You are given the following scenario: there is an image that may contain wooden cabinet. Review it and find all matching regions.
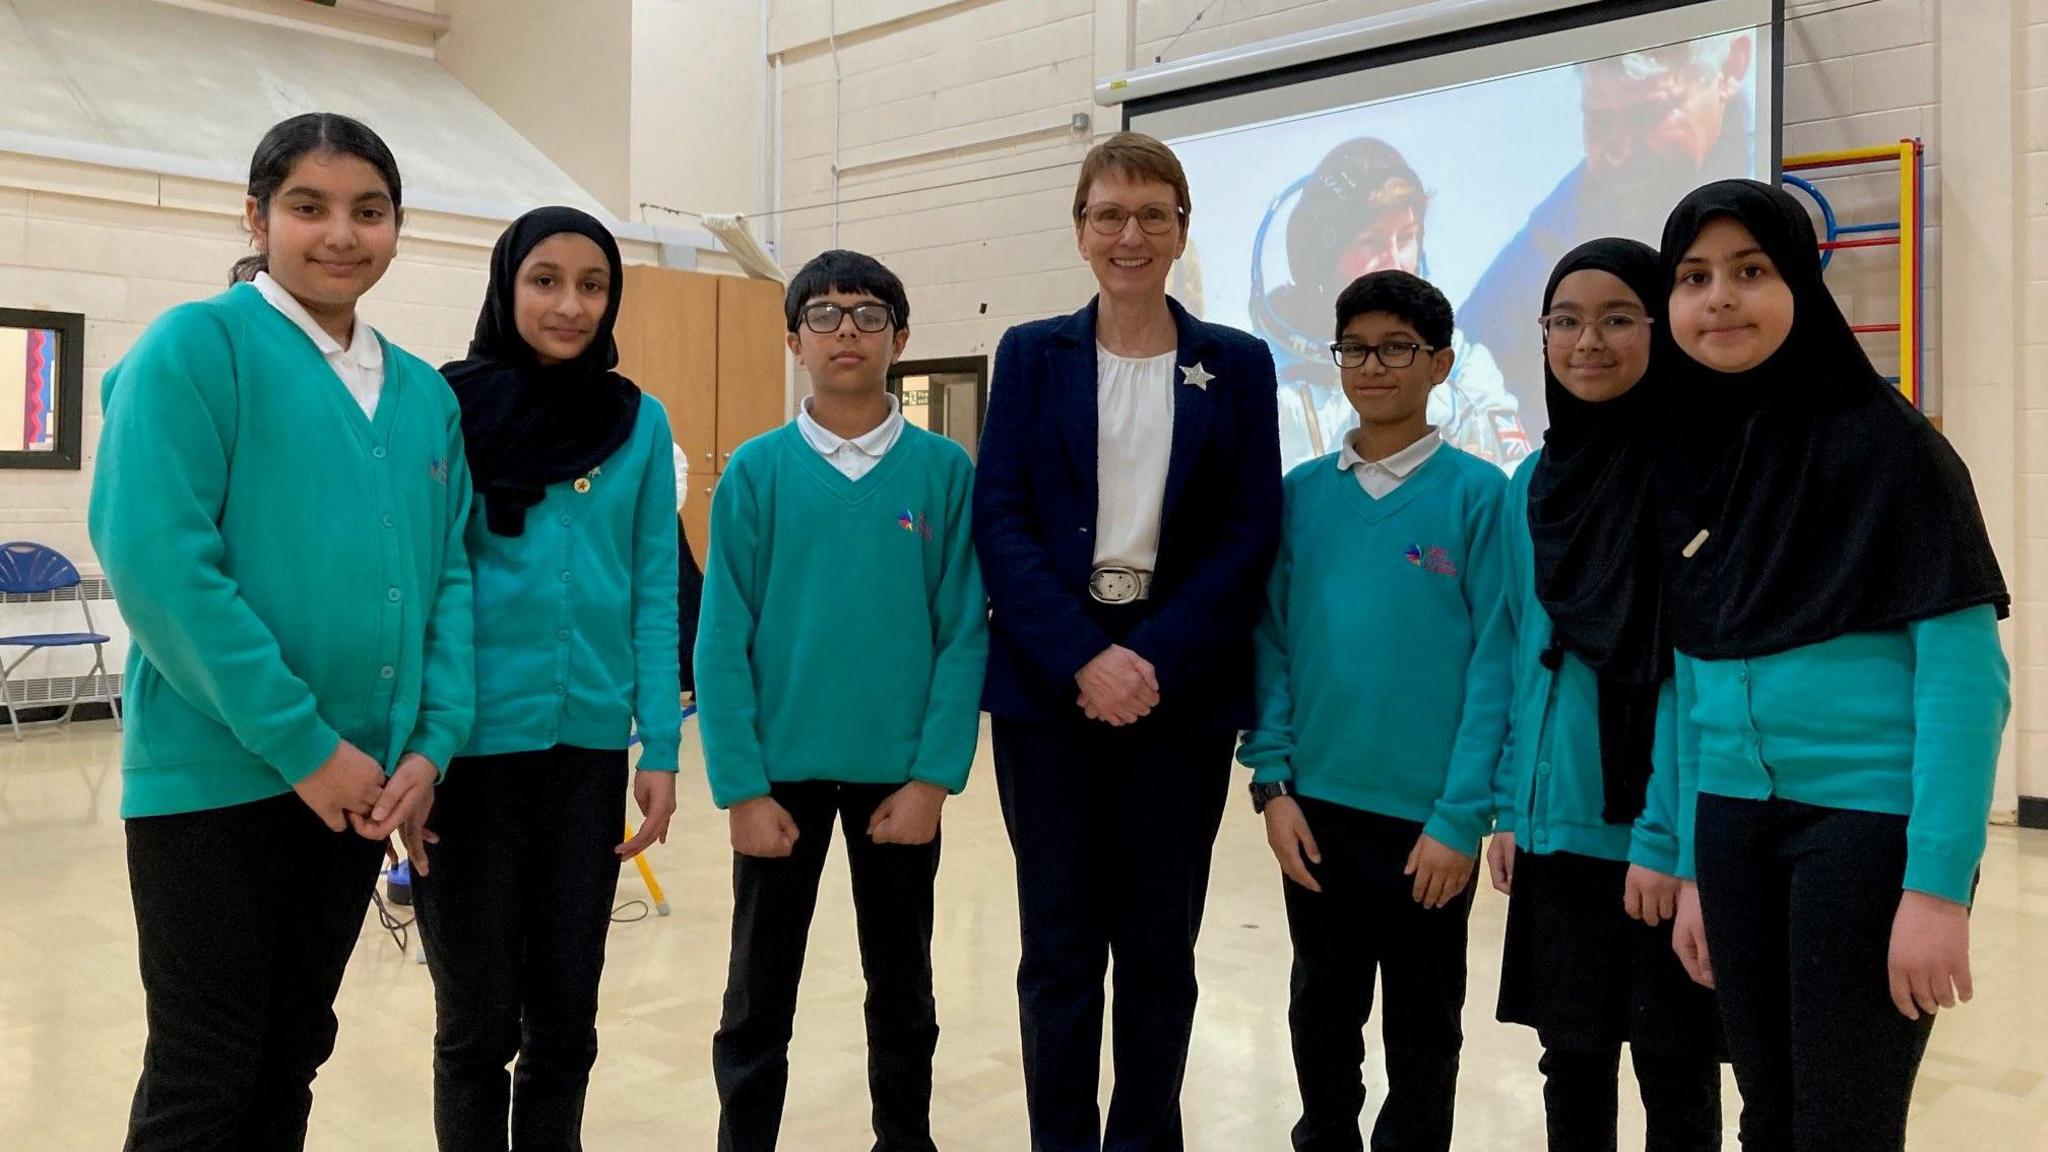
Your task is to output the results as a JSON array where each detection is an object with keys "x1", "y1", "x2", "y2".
[
  {"x1": 616, "y1": 265, "x2": 719, "y2": 471},
  {"x1": 613, "y1": 266, "x2": 787, "y2": 568},
  {"x1": 714, "y1": 275, "x2": 789, "y2": 472}
]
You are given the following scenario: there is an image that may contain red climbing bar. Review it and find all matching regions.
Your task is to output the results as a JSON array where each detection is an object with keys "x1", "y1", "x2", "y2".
[{"x1": 1816, "y1": 236, "x2": 1900, "y2": 252}]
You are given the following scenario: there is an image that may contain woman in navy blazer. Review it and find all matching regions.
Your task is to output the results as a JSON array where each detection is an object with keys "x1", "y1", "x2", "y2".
[{"x1": 974, "y1": 132, "x2": 1281, "y2": 1152}]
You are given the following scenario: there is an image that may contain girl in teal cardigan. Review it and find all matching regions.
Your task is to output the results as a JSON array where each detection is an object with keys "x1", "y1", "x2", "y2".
[
  {"x1": 89, "y1": 114, "x2": 473, "y2": 1151},
  {"x1": 1488, "y1": 238, "x2": 1726, "y2": 1150},
  {"x1": 1658, "y1": 181, "x2": 2010, "y2": 1150},
  {"x1": 416, "y1": 207, "x2": 681, "y2": 1151}
]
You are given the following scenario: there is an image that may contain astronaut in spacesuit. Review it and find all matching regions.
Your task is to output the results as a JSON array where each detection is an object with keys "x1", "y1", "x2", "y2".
[{"x1": 1251, "y1": 137, "x2": 1529, "y2": 473}]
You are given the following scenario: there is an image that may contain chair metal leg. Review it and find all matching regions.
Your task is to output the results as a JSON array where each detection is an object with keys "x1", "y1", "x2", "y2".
[
  {"x1": 88, "y1": 645, "x2": 119, "y2": 730},
  {"x1": 0, "y1": 653, "x2": 24, "y2": 743}
]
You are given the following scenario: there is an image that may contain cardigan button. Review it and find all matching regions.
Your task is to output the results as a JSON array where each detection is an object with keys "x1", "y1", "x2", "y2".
[
  {"x1": 379, "y1": 665, "x2": 395, "y2": 680},
  {"x1": 372, "y1": 446, "x2": 387, "y2": 459}
]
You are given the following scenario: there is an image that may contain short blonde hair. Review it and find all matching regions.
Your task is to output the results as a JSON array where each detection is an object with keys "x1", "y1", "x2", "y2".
[{"x1": 1072, "y1": 132, "x2": 1191, "y2": 226}]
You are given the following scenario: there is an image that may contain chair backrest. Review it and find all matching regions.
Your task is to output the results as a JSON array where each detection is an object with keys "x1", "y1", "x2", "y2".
[{"x1": 0, "y1": 542, "x2": 83, "y2": 596}]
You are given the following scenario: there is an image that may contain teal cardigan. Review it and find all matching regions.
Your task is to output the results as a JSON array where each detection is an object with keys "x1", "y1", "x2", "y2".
[
  {"x1": 462, "y1": 392, "x2": 683, "y2": 770},
  {"x1": 1491, "y1": 451, "x2": 1680, "y2": 872},
  {"x1": 1673, "y1": 606, "x2": 2009, "y2": 904},
  {"x1": 90, "y1": 283, "x2": 475, "y2": 818}
]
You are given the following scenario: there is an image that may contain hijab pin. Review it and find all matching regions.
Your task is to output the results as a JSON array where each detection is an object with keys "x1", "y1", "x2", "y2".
[
  {"x1": 574, "y1": 466, "x2": 600, "y2": 494},
  {"x1": 1682, "y1": 529, "x2": 1710, "y2": 559}
]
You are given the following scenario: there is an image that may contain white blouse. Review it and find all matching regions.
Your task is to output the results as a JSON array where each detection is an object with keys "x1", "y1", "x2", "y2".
[
  {"x1": 1093, "y1": 343, "x2": 1177, "y2": 571},
  {"x1": 252, "y1": 271, "x2": 383, "y2": 419}
]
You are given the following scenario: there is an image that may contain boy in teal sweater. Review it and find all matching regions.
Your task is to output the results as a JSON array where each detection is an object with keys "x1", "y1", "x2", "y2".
[
  {"x1": 697, "y1": 250, "x2": 987, "y2": 1152},
  {"x1": 1238, "y1": 269, "x2": 1511, "y2": 1152}
]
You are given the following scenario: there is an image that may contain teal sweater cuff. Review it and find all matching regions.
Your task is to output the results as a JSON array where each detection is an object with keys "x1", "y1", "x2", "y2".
[
  {"x1": 636, "y1": 733, "x2": 681, "y2": 773},
  {"x1": 1627, "y1": 828, "x2": 1680, "y2": 876},
  {"x1": 1422, "y1": 810, "x2": 1486, "y2": 857},
  {"x1": 1904, "y1": 845, "x2": 1978, "y2": 906},
  {"x1": 403, "y1": 725, "x2": 462, "y2": 783},
  {"x1": 275, "y1": 723, "x2": 343, "y2": 786}
]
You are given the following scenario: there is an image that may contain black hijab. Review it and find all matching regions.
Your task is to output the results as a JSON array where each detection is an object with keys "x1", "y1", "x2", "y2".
[
  {"x1": 444, "y1": 206, "x2": 641, "y2": 536},
  {"x1": 1527, "y1": 238, "x2": 1672, "y2": 824},
  {"x1": 1655, "y1": 180, "x2": 2007, "y2": 659}
]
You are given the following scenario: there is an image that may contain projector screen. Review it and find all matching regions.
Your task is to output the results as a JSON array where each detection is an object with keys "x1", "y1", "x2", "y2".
[{"x1": 1127, "y1": 0, "x2": 1779, "y2": 473}]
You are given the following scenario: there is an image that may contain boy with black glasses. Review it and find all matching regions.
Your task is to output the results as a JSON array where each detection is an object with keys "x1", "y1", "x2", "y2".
[
  {"x1": 1238, "y1": 269, "x2": 1513, "y2": 1151},
  {"x1": 698, "y1": 249, "x2": 988, "y2": 1152}
]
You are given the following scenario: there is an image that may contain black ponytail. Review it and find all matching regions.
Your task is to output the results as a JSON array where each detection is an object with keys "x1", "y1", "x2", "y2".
[{"x1": 232, "y1": 112, "x2": 404, "y2": 285}]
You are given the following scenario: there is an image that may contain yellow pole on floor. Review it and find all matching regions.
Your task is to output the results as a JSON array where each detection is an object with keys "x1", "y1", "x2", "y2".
[{"x1": 625, "y1": 823, "x2": 672, "y2": 916}]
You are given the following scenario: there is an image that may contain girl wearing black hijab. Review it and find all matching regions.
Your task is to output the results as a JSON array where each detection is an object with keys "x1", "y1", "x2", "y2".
[
  {"x1": 1489, "y1": 238, "x2": 1726, "y2": 1151},
  {"x1": 1658, "y1": 180, "x2": 2010, "y2": 1150},
  {"x1": 415, "y1": 206, "x2": 683, "y2": 1152}
]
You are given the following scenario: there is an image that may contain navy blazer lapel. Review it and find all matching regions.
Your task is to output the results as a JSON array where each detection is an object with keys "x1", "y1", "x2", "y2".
[
  {"x1": 1049, "y1": 300, "x2": 1100, "y2": 506},
  {"x1": 1160, "y1": 296, "x2": 1219, "y2": 526}
]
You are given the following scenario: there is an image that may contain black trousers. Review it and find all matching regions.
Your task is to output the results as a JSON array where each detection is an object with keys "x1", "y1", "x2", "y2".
[
  {"x1": 1497, "y1": 850, "x2": 1725, "y2": 1152},
  {"x1": 712, "y1": 780, "x2": 942, "y2": 1152},
  {"x1": 123, "y1": 791, "x2": 385, "y2": 1152},
  {"x1": 1695, "y1": 794, "x2": 1938, "y2": 1152},
  {"x1": 1281, "y1": 798, "x2": 1477, "y2": 1152},
  {"x1": 414, "y1": 745, "x2": 630, "y2": 1152},
  {"x1": 1538, "y1": 1046, "x2": 1723, "y2": 1152},
  {"x1": 991, "y1": 715, "x2": 1234, "y2": 1152}
]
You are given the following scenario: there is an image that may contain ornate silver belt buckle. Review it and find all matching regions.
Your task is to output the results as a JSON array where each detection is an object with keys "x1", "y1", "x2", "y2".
[{"x1": 1089, "y1": 567, "x2": 1145, "y2": 605}]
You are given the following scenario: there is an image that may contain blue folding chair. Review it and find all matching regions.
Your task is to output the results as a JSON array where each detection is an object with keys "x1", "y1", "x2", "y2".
[{"x1": 0, "y1": 541, "x2": 121, "y2": 741}]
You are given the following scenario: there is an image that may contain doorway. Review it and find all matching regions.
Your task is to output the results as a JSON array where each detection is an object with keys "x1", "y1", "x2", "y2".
[{"x1": 889, "y1": 356, "x2": 988, "y2": 460}]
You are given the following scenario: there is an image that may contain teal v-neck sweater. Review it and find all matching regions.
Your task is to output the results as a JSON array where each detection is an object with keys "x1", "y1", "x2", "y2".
[
  {"x1": 90, "y1": 283, "x2": 475, "y2": 818},
  {"x1": 1238, "y1": 445, "x2": 1513, "y2": 852},
  {"x1": 695, "y1": 421, "x2": 988, "y2": 808}
]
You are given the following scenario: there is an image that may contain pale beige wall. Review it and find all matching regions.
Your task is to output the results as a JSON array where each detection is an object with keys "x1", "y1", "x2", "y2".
[
  {"x1": 2013, "y1": 0, "x2": 2048, "y2": 801},
  {"x1": 629, "y1": 0, "x2": 764, "y2": 222},
  {"x1": 437, "y1": 0, "x2": 635, "y2": 214},
  {"x1": 150, "y1": 0, "x2": 441, "y2": 51}
]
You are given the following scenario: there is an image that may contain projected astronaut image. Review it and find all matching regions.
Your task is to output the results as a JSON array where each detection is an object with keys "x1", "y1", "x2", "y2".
[{"x1": 1168, "y1": 29, "x2": 1762, "y2": 473}]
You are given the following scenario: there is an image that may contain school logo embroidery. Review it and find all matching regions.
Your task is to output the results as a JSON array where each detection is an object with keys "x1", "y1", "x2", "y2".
[
  {"x1": 429, "y1": 457, "x2": 450, "y2": 485},
  {"x1": 897, "y1": 507, "x2": 933, "y2": 541},
  {"x1": 1406, "y1": 544, "x2": 1459, "y2": 577}
]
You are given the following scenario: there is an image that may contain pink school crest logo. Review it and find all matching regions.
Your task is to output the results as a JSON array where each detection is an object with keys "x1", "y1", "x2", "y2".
[{"x1": 1405, "y1": 544, "x2": 1459, "y2": 577}]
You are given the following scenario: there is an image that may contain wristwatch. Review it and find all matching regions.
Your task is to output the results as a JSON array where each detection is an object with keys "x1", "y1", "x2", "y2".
[{"x1": 1249, "y1": 780, "x2": 1295, "y2": 814}]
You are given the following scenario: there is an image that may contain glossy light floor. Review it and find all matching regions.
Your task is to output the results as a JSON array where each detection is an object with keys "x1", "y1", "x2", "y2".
[{"x1": 4, "y1": 720, "x2": 2048, "y2": 1150}]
